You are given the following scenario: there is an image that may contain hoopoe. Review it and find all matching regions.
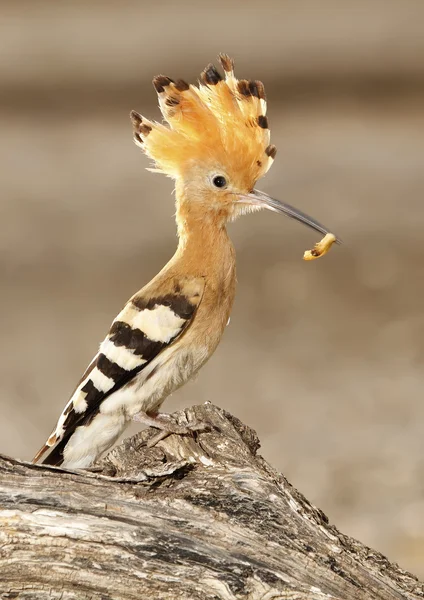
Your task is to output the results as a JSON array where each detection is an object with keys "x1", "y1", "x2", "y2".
[{"x1": 33, "y1": 54, "x2": 339, "y2": 469}]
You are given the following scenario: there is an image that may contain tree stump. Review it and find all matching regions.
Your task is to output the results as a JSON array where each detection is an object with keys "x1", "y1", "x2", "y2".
[{"x1": 0, "y1": 403, "x2": 422, "y2": 599}]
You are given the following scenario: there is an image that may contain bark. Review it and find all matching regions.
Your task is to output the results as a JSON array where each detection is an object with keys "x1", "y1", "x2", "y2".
[{"x1": 0, "y1": 403, "x2": 422, "y2": 600}]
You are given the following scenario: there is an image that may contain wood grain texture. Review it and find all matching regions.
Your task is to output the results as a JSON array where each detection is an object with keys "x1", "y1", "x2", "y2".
[{"x1": 0, "y1": 404, "x2": 423, "y2": 599}]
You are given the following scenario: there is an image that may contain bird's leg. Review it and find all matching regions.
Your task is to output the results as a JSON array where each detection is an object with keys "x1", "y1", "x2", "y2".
[{"x1": 133, "y1": 410, "x2": 211, "y2": 447}]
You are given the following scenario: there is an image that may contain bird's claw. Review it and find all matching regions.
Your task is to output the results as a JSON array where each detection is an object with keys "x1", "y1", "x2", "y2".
[{"x1": 133, "y1": 410, "x2": 212, "y2": 447}]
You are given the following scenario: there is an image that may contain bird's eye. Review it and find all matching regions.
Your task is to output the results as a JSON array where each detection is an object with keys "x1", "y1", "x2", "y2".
[{"x1": 212, "y1": 175, "x2": 227, "y2": 188}]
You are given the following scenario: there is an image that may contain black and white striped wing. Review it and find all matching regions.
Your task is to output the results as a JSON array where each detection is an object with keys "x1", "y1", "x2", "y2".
[{"x1": 34, "y1": 277, "x2": 204, "y2": 465}]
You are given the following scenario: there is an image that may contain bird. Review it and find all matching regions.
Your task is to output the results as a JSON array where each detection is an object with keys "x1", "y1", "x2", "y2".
[{"x1": 33, "y1": 54, "x2": 339, "y2": 469}]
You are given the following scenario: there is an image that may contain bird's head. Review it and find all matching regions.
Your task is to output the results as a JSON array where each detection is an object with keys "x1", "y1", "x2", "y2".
[{"x1": 131, "y1": 54, "x2": 338, "y2": 240}]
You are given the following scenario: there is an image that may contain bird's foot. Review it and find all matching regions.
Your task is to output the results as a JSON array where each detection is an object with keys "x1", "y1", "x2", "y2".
[{"x1": 133, "y1": 410, "x2": 212, "y2": 447}]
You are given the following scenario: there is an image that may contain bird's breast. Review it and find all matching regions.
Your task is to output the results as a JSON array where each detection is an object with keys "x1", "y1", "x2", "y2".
[{"x1": 191, "y1": 263, "x2": 237, "y2": 354}]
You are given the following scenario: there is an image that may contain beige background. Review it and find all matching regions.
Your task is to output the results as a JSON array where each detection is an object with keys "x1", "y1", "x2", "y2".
[{"x1": 1, "y1": 0, "x2": 424, "y2": 577}]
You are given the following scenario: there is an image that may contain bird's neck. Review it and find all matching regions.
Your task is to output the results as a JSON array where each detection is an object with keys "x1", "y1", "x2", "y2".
[{"x1": 173, "y1": 199, "x2": 235, "y2": 276}]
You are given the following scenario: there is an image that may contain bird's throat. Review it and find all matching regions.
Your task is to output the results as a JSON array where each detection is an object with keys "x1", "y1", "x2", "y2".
[{"x1": 175, "y1": 199, "x2": 235, "y2": 279}]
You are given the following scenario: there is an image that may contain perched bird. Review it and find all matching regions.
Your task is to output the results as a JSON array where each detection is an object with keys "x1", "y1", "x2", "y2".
[{"x1": 33, "y1": 54, "x2": 338, "y2": 469}]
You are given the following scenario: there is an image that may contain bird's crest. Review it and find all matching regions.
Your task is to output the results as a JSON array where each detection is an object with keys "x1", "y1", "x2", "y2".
[{"x1": 130, "y1": 54, "x2": 277, "y2": 180}]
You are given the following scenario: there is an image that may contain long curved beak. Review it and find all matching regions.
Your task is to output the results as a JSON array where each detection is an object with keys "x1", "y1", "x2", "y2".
[{"x1": 241, "y1": 189, "x2": 341, "y2": 244}]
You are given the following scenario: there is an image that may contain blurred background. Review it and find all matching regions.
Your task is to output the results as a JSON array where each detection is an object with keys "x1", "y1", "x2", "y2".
[{"x1": 1, "y1": 0, "x2": 424, "y2": 577}]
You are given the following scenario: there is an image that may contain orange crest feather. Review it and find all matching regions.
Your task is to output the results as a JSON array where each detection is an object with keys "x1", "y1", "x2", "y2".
[{"x1": 130, "y1": 54, "x2": 277, "y2": 181}]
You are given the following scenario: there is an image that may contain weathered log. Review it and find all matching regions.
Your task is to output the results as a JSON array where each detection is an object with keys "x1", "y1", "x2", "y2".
[{"x1": 0, "y1": 403, "x2": 422, "y2": 599}]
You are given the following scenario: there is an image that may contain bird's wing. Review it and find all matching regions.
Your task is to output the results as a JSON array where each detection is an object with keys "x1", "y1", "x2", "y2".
[{"x1": 33, "y1": 276, "x2": 205, "y2": 465}]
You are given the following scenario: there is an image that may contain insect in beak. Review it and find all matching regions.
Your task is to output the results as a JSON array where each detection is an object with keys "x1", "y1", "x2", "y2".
[{"x1": 240, "y1": 189, "x2": 342, "y2": 244}]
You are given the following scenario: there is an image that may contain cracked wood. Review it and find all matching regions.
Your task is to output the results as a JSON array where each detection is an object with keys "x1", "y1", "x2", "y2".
[{"x1": 0, "y1": 404, "x2": 423, "y2": 600}]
